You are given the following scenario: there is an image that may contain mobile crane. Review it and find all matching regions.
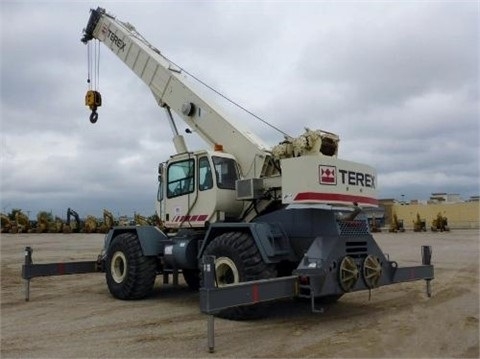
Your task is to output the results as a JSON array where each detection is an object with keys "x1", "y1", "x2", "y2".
[{"x1": 23, "y1": 7, "x2": 433, "y2": 327}]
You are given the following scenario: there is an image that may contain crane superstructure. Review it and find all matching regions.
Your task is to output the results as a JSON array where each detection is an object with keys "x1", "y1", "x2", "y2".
[{"x1": 82, "y1": 7, "x2": 377, "y2": 230}]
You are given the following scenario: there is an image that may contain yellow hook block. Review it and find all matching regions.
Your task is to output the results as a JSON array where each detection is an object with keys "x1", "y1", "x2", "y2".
[{"x1": 85, "y1": 90, "x2": 102, "y2": 110}]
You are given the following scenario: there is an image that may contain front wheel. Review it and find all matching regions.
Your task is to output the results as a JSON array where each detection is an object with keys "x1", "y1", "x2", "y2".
[
  {"x1": 106, "y1": 232, "x2": 157, "y2": 300},
  {"x1": 203, "y1": 231, "x2": 277, "y2": 320}
]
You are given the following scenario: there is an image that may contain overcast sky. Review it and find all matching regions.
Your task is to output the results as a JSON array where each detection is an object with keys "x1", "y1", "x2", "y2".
[{"x1": 1, "y1": 1, "x2": 478, "y2": 219}]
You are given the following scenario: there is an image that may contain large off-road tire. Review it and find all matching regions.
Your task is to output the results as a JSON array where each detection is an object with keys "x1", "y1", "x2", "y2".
[
  {"x1": 106, "y1": 232, "x2": 157, "y2": 300},
  {"x1": 182, "y1": 269, "x2": 200, "y2": 290},
  {"x1": 203, "y1": 231, "x2": 277, "y2": 320}
]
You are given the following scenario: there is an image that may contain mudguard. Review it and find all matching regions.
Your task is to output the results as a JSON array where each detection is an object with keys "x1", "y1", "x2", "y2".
[
  {"x1": 104, "y1": 225, "x2": 170, "y2": 256},
  {"x1": 198, "y1": 222, "x2": 295, "y2": 264}
]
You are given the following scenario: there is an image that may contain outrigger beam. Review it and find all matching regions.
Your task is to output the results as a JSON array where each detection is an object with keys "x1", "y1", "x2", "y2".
[{"x1": 21, "y1": 246, "x2": 102, "y2": 301}]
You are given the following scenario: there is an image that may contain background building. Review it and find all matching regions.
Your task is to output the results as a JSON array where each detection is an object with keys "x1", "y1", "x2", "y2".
[{"x1": 380, "y1": 194, "x2": 479, "y2": 230}]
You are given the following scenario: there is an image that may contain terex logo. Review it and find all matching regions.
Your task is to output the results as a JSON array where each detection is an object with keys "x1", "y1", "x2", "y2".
[
  {"x1": 319, "y1": 165, "x2": 375, "y2": 188},
  {"x1": 339, "y1": 169, "x2": 375, "y2": 189},
  {"x1": 319, "y1": 165, "x2": 337, "y2": 185},
  {"x1": 107, "y1": 29, "x2": 126, "y2": 51}
]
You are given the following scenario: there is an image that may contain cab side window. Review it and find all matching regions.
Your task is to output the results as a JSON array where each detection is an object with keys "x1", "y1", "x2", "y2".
[
  {"x1": 198, "y1": 156, "x2": 213, "y2": 191},
  {"x1": 167, "y1": 159, "x2": 195, "y2": 198}
]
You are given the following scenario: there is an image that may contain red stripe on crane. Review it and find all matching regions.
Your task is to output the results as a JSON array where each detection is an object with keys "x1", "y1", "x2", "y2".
[
  {"x1": 57, "y1": 263, "x2": 65, "y2": 275},
  {"x1": 294, "y1": 192, "x2": 378, "y2": 206},
  {"x1": 252, "y1": 284, "x2": 259, "y2": 303}
]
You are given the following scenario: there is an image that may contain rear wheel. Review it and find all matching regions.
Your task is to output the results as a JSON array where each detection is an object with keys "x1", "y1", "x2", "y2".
[
  {"x1": 106, "y1": 232, "x2": 157, "y2": 299},
  {"x1": 203, "y1": 231, "x2": 277, "y2": 320},
  {"x1": 182, "y1": 269, "x2": 200, "y2": 290}
]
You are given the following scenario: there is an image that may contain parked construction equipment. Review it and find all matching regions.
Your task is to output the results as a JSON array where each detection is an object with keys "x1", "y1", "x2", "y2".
[
  {"x1": 389, "y1": 213, "x2": 405, "y2": 233},
  {"x1": 414, "y1": 213, "x2": 427, "y2": 232},
  {"x1": 83, "y1": 215, "x2": 98, "y2": 233},
  {"x1": 64, "y1": 208, "x2": 81, "y2": 233},
  {"x1": 431, "y1": 212, "x2": 450, "y2": 232},
  {"x1": 36, "y1": 211, "x2": 53, "y2": 233},
  {"x1": 98, "y1": 209, "x2": 115, "y2": 233},
  {"x1": 1, "y1": 213, "x2": 12, "y2": 233},
  {"x1": 134, "y1": 213, "x2": 150, "y2": 226}
]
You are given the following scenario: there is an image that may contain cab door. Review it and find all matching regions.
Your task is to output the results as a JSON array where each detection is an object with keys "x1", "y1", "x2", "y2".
[
  {"x1": 164, "y1": 157, "x2": 197, "y2": 228},
  {"x1": 155, "y1": 163, "x2": 166, "y2": 223}
]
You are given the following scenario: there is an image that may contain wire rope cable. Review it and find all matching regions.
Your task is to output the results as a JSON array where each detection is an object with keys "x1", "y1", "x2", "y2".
[
  {"x1": 87, "y1": 42, "x2": 92, "y2": 90},
  {"x1": 95, "y1": 40, "x2": 101, "y2": 90}
]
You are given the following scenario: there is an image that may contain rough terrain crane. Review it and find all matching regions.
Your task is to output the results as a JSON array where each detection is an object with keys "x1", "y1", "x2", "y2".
[{"x1": 23, "y1": 7, "x2": 434, "y2": 333}]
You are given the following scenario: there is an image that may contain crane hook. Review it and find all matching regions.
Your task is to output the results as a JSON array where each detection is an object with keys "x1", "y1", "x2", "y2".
[{"x1": 90, "y1": 109, "x2": 99, "y2": 124}]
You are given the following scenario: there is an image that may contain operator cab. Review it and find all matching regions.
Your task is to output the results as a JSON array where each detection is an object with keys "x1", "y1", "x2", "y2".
[{"x1": 156, "y1": 150, "x2": 244, "y2": 229}]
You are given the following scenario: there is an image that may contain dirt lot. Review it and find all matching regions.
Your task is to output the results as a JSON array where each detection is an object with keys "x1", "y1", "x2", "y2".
[{"x1": 1, "y1": 230, "x2": 478, "y2": 358}]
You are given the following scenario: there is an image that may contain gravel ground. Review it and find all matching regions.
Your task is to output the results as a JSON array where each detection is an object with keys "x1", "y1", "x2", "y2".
[{"x1": 1, "y1": 230, "x2": 478, "y2": 358}]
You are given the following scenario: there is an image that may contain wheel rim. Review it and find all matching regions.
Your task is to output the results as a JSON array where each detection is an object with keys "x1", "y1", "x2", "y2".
[
  {"x1": 215, "y1": 257, "x2": 239, "y2": 287},
  {"x1": 111, "y1": 251, "x2": 127, "y2": 283},
  {"x1": 338, "y1": 256, "x2": 359, "y2": 292},
  {"x1": 362, "y1": 255, "x2": 382, "y2": 289}
]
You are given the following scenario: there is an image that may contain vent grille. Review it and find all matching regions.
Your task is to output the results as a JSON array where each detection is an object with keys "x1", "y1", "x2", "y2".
[
  {"x1": 345, "y1": 241, "x2": 368, "y2": 258},
  {"x1": 337, "y1": 220, "x2": 370, "y2": 236}
]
